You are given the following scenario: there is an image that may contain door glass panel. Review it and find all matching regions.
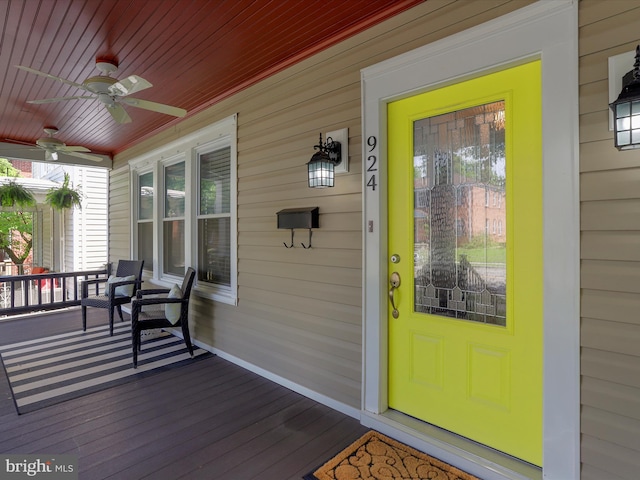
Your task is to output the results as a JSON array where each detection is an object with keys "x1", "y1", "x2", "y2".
[{"x1": 413, "y1": 101, "x2": 506, "y2": 325}]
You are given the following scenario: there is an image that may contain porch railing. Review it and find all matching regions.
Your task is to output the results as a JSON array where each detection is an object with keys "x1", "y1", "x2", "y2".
[{"x1": 0, "y1": 267, "x2": 110, "y2": 317}]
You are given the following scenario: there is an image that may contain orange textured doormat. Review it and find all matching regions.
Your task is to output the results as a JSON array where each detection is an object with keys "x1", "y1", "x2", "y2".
[{"x1": 303, "y1": 430, "x2": 480, "y2": 480}]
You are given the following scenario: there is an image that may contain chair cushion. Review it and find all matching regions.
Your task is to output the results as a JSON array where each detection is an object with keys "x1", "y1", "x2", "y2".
[
  {"x1": 140, "y1": 294, "x2": 163, "y2": 313},
  {"x1": 165, "y1": 284, "x2": 183, "y2": 324},
  {"x1": 104, "y1": 275, "x2": 136, "y2": 297}
]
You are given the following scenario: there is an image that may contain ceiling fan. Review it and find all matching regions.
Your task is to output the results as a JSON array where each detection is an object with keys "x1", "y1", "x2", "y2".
[
  {"x1": 16, "y1": 59, "x2": 187, "y2": 124},
  {"x1": 1, "y1": 127, "x2": 105, "y2": 163}
]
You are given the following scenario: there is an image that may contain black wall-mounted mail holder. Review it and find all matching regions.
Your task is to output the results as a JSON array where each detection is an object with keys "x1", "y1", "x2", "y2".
[
  {"x1": 276, "y1": 207, "x2": 319, "y2": 248},
  {"x1": 277, "y1": 207, "x2": 319, "y2": 229}
]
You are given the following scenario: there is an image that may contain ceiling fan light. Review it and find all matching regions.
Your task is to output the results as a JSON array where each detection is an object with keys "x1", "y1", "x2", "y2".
[
  {"x1": 83, "y1": 75, "x2": 117, "y2": 94},
  {"x1": 98, "y1": 93, "x2": 117, "y2": 107}
]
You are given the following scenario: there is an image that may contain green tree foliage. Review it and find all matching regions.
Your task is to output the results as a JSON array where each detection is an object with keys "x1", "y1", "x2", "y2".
[
  {"x1": 0, "y1": 159, "x2": 33, "y2": 274},
  {"x1": 0, "y1": 158, "x2": 19, "y2": 177},
  {"x1": 0, "y1": 211, "x2": 33, "y2": 273}
]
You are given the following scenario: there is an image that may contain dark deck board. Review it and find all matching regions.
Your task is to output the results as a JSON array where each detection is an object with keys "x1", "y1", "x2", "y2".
[
  {"x1": 0, "y1": 308, "x2": 369, "y2": 479},
  {"x1": 105, "y1": 389, "x2": 304, "y2": 480},
  {"x1": 210, "y1": 406, "x2": 350, "y2": 480},
  {"x1": 277, "y1": 416, "x2": 366, "y2": 480}
]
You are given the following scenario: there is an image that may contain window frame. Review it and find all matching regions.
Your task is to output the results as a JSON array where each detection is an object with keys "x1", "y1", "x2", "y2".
[
  {"x1": 192, "y1": 136, "x2": 236, "y2": 300},
  {"x1": 161, "y1": 154, "x2": 187, "y2": 278},
  {"x1": 130, "y1": 114, "x2": 238, "y2": 305},
  {"x1": 135, "y1": 168, "x2": 156, "y2": 274}
]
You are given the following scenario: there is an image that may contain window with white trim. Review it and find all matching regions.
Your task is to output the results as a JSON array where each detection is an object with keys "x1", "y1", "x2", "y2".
[
  {"x1": 197, "y1": 147, "x2": 231, "y2": 288},
  {"x1": 163, "y1": 160, "x2": 186, "y2": 276},
  {"x1": 130, "y1": 114, "x2": 238, "y2": 304},
  {"x1": 137, "y1": 171, "x2": 154, "y2": 274}
]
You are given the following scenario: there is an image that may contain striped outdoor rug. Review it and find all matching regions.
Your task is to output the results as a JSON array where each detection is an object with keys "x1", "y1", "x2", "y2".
[{"x1": 0, "y1": 322, "x2": 211, "y2": 414}]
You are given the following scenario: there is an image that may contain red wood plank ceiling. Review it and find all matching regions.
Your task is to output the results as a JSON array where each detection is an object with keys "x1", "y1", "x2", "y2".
[{"x1": 0, "y1": 0, "x2": 421, "y2": 160}]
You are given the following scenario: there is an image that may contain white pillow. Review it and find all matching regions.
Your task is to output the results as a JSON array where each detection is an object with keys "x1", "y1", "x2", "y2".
[
  {"x1": 104, "y1": 275, "x2": 136, "y2": 297},
  {"x1": 164, "y1": 284, "x2": 183, "y2": 324}
]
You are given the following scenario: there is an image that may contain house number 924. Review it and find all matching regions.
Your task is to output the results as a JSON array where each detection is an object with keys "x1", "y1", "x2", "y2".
[{"x1": 366, "y1": 135, "x2": 378, "y2": 191}]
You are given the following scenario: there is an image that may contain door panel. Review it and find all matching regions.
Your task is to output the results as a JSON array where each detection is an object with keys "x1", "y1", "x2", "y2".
[{"x1": 387, "y1": 60, "x2": 542, "y2": 465}]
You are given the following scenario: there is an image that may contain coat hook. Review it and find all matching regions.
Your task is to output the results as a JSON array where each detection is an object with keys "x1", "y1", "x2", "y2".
[
  {"x1": 301, "y1": 229, "x2": 312, "y2": 249},
  {"x1": 284, "y1": 229, "x2": 295, "y2": 248}
]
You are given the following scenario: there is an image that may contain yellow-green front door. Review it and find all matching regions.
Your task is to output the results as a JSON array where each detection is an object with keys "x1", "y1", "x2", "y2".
[{"x1": 387, "y1": 60, "x2": 542, "y2": 466}]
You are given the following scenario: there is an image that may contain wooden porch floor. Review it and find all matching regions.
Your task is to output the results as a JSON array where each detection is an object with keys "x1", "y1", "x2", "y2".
[{"x1": 0, "y1": 308, "x2": 368, "y2": 479}]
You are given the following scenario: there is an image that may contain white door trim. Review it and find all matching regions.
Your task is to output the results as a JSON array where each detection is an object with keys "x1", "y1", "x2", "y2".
[{"x1": 360, "y1": 1, "x2": 579, "y2": 479}]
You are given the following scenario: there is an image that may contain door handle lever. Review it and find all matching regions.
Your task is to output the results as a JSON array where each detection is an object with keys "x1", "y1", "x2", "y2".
[{"x1": 389, "y1": 272, "x2": 401, "y2": 318}]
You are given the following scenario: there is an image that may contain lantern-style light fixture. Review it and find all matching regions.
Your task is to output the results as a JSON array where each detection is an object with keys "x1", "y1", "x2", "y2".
[
  {"x1": 307, "y1": 133, "x2": 342, "y2": 188},
  {"x1": 610, "y1": 45, "x2": 640, "y2": 150}
]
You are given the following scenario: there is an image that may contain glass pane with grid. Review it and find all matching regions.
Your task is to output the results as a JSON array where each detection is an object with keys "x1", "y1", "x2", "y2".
[
  {"x1": 198, "y1": 147, "x2": 231, "y2": 287},
  {"x1": 413, "y1": 101, "x2": 507, "y2": 325},
  {"x1": 163, "y1": 219, "x2": 185, "y2": 276},
  {"x1": 198, "y1": 217, "x2": 231, "y2": 286},
  {"x1": 199, "y1": 148, "x2": 231, "y2": 215}
]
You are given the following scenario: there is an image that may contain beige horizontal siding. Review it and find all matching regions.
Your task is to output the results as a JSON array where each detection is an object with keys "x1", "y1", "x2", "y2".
[
  {"x1": 111, "y1": 0, "x2": 539, "y2": 412},
  {"x1": 581, "y1": 168, "x2": 640, "y2": 201},
  {"x1": 582, "y1": 347, "x2": 640, "y2": 390},
  {"x1": 582, "y1": 259, "x2": 640, "y2": 294},
  {"x1": 581, "y1": 463, "x2": 627, "y2": 480},
  {"x1": 581, "y1": 289, "x2": 640, "y2": 326},
  {"x1": 582, "y1": 404, "x2": 640, "y2": 450},
  {"x1": 582, "y1": 376, "x2": 640, "y2": 419},
  {"x1": 581, "y1": 435, "x2": 640, "y2": 479},
  {"x1": 580, "y1": 139, "x2": 640, "y2": 173},
  {"x1": 579, "y1": 1, "x2": 640, "y2": 478},
  {"x1": 107, "y1": 166, "x2": 130, "y2": 262},
  {"x1": 579, "y1": 1, "x2": 639, "y2": 26},
  {"x1": 582, "y1": 199, "x2": 640, "y2": 230},
  {"x1": 582, "y1": 317, "x2": 640, "y2": 357},
  {"x1": 580, "y1": 2, "x2": 640, "y2": 56},
  {"x1": 582, "y1": 231, "x2": 640, "y2": 261}
]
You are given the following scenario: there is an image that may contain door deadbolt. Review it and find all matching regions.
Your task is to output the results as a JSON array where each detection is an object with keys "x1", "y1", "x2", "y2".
[{"x1": 390, "y1": 254, "x2": 401, "y2": 264}]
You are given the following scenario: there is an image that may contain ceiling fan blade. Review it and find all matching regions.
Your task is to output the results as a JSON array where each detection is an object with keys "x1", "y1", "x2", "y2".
[
  {"x1": 16, "y1": 65, "x2": 86, "y2": 90},
  {"x1": 0, "y1": 146, "x2": 40, "y2": 154},
  {"x1": 0, "y1": 144, "x2": 47, "y2": 162},
  {"x1": 105, "y1": 103, "x2": 132, "y2": 124},
  {"x1": 3, "y1": 138, "x2": 34, "y2": 147},
  {"x1": 45, "y1": 150, "x2": 57, "y2": 161},
  {"x1": 60, "y1": 145, "x2": 91, "y2": 153},
  {"x1": 108, "y1": 75, "x2": 152, "y2": 96},
  {"x1": 27, "y1": 95, "x2": 95, "y2": 105},
  {"x1": 65, "y1": 151, "x2": 104, "y2": 162},
  {"x1": 120, "y1": 97, "x2": 186, "y2": 117}
]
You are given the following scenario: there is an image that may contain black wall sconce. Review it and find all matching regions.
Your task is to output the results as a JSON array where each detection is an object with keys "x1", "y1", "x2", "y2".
[
  {"x1": 307, "y1": 128, "x2": 348, "y2": 188},
  {"x1": 610, "y1": 45, "x2": 640, "y2": 150}
]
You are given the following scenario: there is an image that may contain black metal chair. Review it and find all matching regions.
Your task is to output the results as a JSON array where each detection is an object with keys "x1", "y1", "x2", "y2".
[
  {"x1": 130, "y1": 267, "x2": 196, "y2": 368},
  {"x1": 81, "y1": 260, "x2": 144, "y2": 336}
]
